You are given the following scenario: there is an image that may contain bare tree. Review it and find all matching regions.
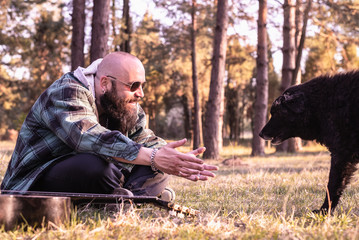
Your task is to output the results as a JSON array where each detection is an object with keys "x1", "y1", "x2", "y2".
[
  {"x1": 294, "y1": 0, "x2": 303, "y2": 86},
  {"x1": 203, "y1": 0, "x2": 228, "y2": 159},
  {"x1": 251, "y1": 0, "x2": 268, "y2": 156},
  {"x1": 120, "y1": 0, "x2": 131, "y2": 53},
  {"x1": 281, "y1": 0, "x2": 296, "y2": 95},
  {"x1": 276, "y1": 0, "x2": 296, "y2": 152},
  {"x1": 293, "y1": 0, "x2": 312, "y2": 83},
  {"x1": 285, "y1": 0, "x2": 312, "y2": 152},
  {"x1": 71, "y1": 0, "x2": 86, "y2": 71},
  {"x1": 90, "y1": 0, "x2": 111, "y2": 62},
  {"x1": 191, "y1": 0, "x2": 202, "y2": 150},
  {"x1": 111, "y1": 0, "x2": 120, "y2": 51}
]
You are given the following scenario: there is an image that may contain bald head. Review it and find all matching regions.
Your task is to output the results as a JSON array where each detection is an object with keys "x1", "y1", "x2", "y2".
[
  {"x1": 97, "y1": 52, "x2": 145, "y2": 82},
  {"x1": 94, "y1": 52, "x2": 146, "y2": 115}
]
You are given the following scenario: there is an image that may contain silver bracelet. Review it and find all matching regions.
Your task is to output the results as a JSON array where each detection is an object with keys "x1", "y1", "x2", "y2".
[{"x1": 150, "y1": 148, "x2": 159, "y2": 172}]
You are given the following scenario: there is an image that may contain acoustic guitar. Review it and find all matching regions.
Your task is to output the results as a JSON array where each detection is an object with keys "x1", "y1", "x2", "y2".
[{"x1": 0, "y1": 190, "x2": 199, "y2": 231}]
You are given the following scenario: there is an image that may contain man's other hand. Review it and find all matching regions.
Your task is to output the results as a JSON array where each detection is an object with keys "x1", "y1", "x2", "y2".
[{"x1": 154, "y1": 138, "x2": 219, "y2": 181}]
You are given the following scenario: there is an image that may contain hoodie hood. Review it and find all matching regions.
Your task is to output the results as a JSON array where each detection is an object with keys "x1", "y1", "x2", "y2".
[{"x1": 73, "y1": 58, "x2": 103, "y2": 98}]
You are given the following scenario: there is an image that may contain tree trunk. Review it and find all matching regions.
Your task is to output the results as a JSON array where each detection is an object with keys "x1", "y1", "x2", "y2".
[
  {"x1": 280, "y1": 0, "x2": 296, "y2": 93},
  {"x1": 294, "y1": 0, "x2": 303, "y2": 86},
  {"x1": 203, "y1": 0, "x2": 228, "y2": 159},
  {"x1": 293, "y1": 0, "x2": 312, "y2": 83},
  {"x1": 218, "y1": 82, "x2": 224, "y2": 153},
  {"x1": 90, "y1": 0, "x2": 111, "y2": 62},
  {"x1": 182, "y1": 95, "x2": 192, "y2": 140},
  {"x1": 191, "y1": 0, "x2": 202, "y2": 150},
  {"x1": 251, "y1": 0, "x2": 268, "y2": 156},
  {"x1": 111, "y1": 0, "x2": 120, "y2": 51},
  {"x1": 71, "y1": 0, "x2": 85, "y2": 71},
  {"x1": 288, "y1": 0, "x2": 303, "y2": 152},
  {"x1": 276, "y1": 0, "x2": 295, "y2": 152},
  {"x1": 120, "y1": 0, "x2": 131, "y2": 53},
  {"x1": 288, "y1": 0, "x2": 311, "y2": 152}
]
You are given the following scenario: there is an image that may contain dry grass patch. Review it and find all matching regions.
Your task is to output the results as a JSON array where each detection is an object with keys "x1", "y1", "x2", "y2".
[{"x1": 1, "y1": 141, "x2": 359, "y2": 239}]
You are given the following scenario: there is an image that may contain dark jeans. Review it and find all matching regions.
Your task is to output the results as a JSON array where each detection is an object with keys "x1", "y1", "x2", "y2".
[{"x1": 30, "y1": 153, "x2": 169, "y2": 196}]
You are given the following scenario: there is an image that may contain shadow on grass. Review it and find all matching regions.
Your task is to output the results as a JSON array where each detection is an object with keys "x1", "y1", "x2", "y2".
[
  {"x1": 230, "y1": 151, "x2": 330, "y2": 159},
  {"x1": 266, "y1": 150, "x2": 329, "y2": 156},
  {"x1": 217, "y1": 165, "x2": 329, "y2": 176}
]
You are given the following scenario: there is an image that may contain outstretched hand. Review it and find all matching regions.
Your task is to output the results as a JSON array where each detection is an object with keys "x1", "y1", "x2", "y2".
[{"x1": 153, "y1": 138, "x2": 219, "y2": 181}]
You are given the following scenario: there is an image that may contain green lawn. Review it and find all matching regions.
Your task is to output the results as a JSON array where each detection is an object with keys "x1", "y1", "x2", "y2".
[{"x1": 1, "y1": 141, "x2": 359, "y2": 239}]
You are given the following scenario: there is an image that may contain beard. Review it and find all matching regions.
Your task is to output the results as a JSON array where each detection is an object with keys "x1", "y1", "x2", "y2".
[{"x1": 100, "y1": 86, "x2": 138, "y2": 134}]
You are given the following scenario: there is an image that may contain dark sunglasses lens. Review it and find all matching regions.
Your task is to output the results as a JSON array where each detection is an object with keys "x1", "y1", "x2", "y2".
[{"x1": 130, "y1": 82, "x2": 144, "y2": 91}]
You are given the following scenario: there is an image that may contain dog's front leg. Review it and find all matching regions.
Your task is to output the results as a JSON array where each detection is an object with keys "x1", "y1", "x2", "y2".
[{"x1": 317, "y1": 153, "x2": 355, "y2": 214}]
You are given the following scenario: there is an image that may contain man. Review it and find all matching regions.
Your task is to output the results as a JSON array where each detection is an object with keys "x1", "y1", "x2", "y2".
[{"x1": 0, "y1": 52, "x2": 218, "y2": 201}]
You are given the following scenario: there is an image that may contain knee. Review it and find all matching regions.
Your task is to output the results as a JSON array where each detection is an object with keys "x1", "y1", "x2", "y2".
[
  {"x1": 78, "y1": 154, "x2": 110, "y2": 177},
  {"x1": 82, "y1": 155, "x2": 124, "y2": 183}
]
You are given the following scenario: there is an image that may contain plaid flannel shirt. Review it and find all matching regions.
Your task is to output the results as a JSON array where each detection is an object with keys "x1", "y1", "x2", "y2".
[{"x1": 0, "y1": 72, "x2": 166, "y2": 191}]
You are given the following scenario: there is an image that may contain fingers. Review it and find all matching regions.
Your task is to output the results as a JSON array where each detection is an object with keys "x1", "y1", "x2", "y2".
[
  {"x1": 176, "y1": 152, "x2": 204, "y2": 166},
  {"x1": 179, "y1": 160, "x2": 218, "y2": 177},
  {"x1": 153, "y1": 143, "x2": 218, "y2": 182},
  {"x1": 178, "y1": 157, "x2": 204, "y2": 171},
  {"x1": 199, "y1": 169, "x2": 217, "y2": 177},
  {"x1": 188, "y1": 147, "x2": 206, "y2": 156},
  {"x1": 177, "y1": 164, "x2": 217, "y2": 176},
  {"x1": 177, "y1": 167, "x2": 199, "y2": 176},
  {"x1": 182, "y1": 173, "x2": 211, "y2": 182},
  {"x1": 175, "y1": 164, "x2": 218, "y2": 181},
  {"x1": 165, "y1": 138, "x2": 187, "y2": 149},
  {"x1": 204, "y1": 164, "x2": 219, "y2": 171},
  {"x1": 153, "y1": 146, "x2": 204, "y2": 175}
]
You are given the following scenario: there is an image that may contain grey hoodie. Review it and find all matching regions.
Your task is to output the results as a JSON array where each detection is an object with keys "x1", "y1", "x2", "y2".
[{"x1": 73, "y1": 58, "x2": 103, "y2": 99}]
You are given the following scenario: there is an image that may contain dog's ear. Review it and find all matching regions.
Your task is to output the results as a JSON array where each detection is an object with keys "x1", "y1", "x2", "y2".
[
  {"x1": 283, "y1": 92, "x2": 306, "y2": 113},
  {"x1": 273, "y1": 95, "x2": 285, "y2": 107}
]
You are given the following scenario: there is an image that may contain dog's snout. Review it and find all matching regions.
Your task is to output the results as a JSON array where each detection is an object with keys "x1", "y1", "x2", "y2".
[
  {"x1": 259, "y1": 128, "x2": 272, "y2": 140},
  {"x1": 259, "y1": 130, "x2": 264, "y2": 138}
]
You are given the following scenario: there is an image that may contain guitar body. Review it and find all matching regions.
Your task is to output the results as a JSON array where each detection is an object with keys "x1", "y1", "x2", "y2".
[{"x1": 0, "y1": 195, "x2": 70, "y2": 231}]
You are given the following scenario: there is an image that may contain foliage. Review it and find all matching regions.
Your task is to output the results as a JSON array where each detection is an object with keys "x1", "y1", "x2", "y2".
[
  {"x1": 132, "y1": 0, "x2": 216, "y2": 138},
  {"x1": 303, "y1": 0, "x2": 359, "y2": 81},
  {"x1": 152, "y1": 0, "x2": 259, "y2": 142},
  {"x1": 131, "y1": 12, "x2": 171, "y2": 135},
  {"x1": 303, "y1": 29, "x2": 338, "y2": 81},
  {"x1": 0, "y1": 1, "x2": 70, "y2": 134},
  {"x1": 319, "y1": 0, "x2": 359, "y2": 39},
  {"x1": 267, "y1": 35, "x2": 280, "y2": 108},
  {"x1": 28, "y1": 10, "x2": 70, "y2": 100},
  {"x1": 341, "y1": 42, "x2": 359, "y2": 70},
  {"x1": 224, "y1": 37, "x2": 256, "y2": 142}
]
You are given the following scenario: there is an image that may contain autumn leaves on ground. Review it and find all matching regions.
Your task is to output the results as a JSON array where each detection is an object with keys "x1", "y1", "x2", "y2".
[{"x1": 1, "y1": 141, "x2": 359, "y2": 239}]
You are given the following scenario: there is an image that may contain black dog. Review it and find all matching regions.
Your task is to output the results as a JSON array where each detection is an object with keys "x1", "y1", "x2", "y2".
[{"x1": 260, "y1": 71, "x2": 359, "y2": 213}]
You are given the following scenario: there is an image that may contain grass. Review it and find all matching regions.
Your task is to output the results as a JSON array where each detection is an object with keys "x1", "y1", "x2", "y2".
[{"x1": 1, "y1": 140, "x2": 359, "y2": 239}]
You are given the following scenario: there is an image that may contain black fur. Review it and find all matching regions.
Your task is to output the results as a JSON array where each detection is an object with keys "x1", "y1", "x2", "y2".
[{"x1": 259, "y1": 71, "x2": 359, "y2": 213}]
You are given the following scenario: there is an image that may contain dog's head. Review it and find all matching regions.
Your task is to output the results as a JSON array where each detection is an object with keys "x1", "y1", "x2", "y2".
[{"x1": 259, "y1": 90, "x2": 309, "y2": 145}]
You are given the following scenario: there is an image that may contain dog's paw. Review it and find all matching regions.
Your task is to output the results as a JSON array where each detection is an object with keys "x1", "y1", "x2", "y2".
[{"x1": 312, "y1": 208, "x2": 329, "y2": 215}]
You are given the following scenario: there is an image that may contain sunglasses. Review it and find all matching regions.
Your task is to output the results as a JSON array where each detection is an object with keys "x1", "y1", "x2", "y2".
[{"x1": 106, "y1": 75, "x2": 145, "y2": 92}]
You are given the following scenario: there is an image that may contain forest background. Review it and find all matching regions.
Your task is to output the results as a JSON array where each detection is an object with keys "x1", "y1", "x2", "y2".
[{"x1": 0, "y1": 0, "x2": 358, "y2": 159}]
